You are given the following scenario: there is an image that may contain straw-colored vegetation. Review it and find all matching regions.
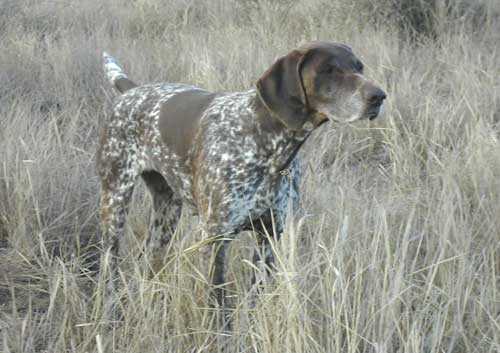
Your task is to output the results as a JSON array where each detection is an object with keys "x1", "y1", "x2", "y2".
[{"x1": 0, "y1": 0, "x2": 499, "y2": 352}]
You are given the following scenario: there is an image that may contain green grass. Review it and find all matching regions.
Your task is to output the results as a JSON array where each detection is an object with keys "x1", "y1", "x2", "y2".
[{"x1": 0, "y1": 0, "x2": 499, "y2": 352}]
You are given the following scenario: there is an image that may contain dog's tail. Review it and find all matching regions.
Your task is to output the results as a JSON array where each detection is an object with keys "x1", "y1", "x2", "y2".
[{"x1": 103, "y1": 52, "x2": 138, "y2": 94}]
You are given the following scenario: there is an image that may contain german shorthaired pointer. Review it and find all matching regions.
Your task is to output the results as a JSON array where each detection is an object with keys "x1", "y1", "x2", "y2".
[{"x1": 97, "y1": 41, "x2": 386, "y2": 314}]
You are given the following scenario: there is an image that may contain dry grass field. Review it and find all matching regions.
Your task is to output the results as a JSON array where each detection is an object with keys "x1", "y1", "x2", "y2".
[{"x1": 1, "y1": 0, "x2": 499, "y2": 352}]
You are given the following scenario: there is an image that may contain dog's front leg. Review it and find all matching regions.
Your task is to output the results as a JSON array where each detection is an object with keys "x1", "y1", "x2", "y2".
[
  {"x1": 210, "y1": 238, "x2": 231, "y2": 310},
  {"x1": 200, "y1": 234, "x2": 232, "y2": 331}
]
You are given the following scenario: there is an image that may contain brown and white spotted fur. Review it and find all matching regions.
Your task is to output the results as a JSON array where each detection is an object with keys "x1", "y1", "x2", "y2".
[{"x1": 97, "y1": 42, "x2": 386, "y2": 319}]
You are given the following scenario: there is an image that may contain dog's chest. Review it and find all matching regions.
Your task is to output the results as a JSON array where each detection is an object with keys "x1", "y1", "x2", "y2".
[
  {"x1": 223, "y1": 159, "x2": 300, "y2": 227},
  {"x1": 224, "y1": 163, "x2": 280, "y2": 220}
]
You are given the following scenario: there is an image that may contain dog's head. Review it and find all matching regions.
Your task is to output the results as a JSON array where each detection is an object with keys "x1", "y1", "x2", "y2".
[{"x1": 257, "y1": 41, "x2": 386, "y2": 131}]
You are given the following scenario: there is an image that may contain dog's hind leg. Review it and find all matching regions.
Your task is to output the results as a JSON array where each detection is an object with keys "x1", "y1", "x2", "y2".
[
  {"x1": 97, "y1": 124, "x2": 142, "y2": 322},
  {"x1": 98, "y1": 175, "x2": 136, "y2": 321},
  {"x1": 141, "y1": 170, "x2": 182, "y2": 274}
]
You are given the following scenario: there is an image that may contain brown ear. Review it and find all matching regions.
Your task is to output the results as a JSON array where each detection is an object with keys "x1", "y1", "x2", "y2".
[{"x1": 256, "y1": 50, "x2": 310, "y2": 131}]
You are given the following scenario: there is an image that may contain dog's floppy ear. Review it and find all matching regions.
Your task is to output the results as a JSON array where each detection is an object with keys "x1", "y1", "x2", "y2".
[{"x1": 256, "y1": 50, "x2": 310, "y2": 131}]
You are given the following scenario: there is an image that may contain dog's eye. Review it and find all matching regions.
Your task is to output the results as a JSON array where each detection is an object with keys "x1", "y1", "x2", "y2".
[{"x1": 355, "y1": 60, "x2": 364, "y2": 73}]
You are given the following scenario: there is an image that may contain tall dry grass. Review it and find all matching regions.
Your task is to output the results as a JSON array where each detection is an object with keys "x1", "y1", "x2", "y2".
[{"x1": 0, "y1": 0, "x2": 499, "y2": 352}]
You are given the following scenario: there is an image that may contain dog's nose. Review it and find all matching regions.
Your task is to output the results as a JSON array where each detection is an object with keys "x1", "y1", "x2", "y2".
[{"x1": 363, "y1": 85, "x2": 387, "y2": 105}]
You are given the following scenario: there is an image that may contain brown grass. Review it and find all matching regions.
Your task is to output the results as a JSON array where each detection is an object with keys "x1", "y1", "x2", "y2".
[{"x1": 0, "y1": 0, "x2": 499, "y2": 352}]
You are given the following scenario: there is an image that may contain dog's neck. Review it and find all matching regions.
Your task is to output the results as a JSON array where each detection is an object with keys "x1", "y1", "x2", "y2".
[{"x1": 249, "y1": 90, "x2": 313, "y2": 174}]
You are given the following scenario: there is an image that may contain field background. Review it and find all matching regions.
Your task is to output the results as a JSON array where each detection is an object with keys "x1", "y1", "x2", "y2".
[{"x1": 1, "y1": 0, "x2": 499, "y2": 352}]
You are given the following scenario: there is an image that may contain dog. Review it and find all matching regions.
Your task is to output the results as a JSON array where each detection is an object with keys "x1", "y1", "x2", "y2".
[{"x1": 97, "y1": 41, "x2": 386, "y2": 317}]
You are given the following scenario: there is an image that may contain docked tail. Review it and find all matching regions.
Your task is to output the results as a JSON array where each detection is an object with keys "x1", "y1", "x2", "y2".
[{"x1": 102, "y1": 52, "x2": 138, "y2": 94}]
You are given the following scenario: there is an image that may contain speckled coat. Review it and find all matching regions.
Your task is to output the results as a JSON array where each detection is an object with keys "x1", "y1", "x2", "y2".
[{"x1": 97, "y1": 54, "x2": 305, "y2": 311}]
